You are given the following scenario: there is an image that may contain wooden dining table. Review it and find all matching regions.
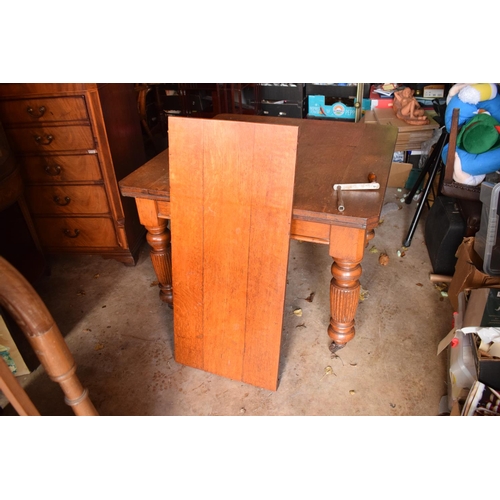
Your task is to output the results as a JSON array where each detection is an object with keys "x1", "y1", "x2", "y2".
[{"x1": 119, "y1": 114, "x2": 397, "y2": 353}]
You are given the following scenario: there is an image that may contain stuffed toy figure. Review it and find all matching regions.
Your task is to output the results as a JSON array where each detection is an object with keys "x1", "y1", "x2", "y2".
[{"x1": 442, "y1": 83, "x2": 500, "y2": 186}]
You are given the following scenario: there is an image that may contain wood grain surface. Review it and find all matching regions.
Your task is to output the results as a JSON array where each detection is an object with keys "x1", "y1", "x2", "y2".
[{"x1": 168, "y1": 117, "x2": 299, "y2": 390}]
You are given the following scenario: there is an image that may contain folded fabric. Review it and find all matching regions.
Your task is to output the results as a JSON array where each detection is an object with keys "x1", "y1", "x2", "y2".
[{"x1": 457, "y1": 113, "x2": 500, "y2": 154}]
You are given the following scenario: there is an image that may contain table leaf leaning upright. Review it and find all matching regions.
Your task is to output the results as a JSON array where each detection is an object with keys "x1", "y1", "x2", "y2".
[{"x1": 119, "y1": 114, "x2": 397, "y2": 385}]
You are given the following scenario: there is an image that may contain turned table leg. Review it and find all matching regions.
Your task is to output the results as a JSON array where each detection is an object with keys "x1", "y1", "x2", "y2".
[
  {"x1": 328, "y1": 225, "x2": 367, "y2": 353},
  {"x1": 136, "y1": 198, "x2": 173, "y2": 306},
  {"x1": 365, "y1": 228, "x2": 375, "y2": 247}
]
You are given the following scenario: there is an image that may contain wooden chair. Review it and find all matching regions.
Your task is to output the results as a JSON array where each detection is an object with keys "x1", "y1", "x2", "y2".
[
  {"x1": 440, "y1": 107, "x2": 482, "y2": 202},
  {"x1": 403, "y1": 107, "x2": 482, "y2": 247},
  {"x1": 135, "y1": 84, "x2": 168, "y2": 156},
  {"x1": 440, "y1": 107, "x2": 482, "y2": 237},
  {"x1": 0, "y1": 256, "x2": 98, "y2": 416}
]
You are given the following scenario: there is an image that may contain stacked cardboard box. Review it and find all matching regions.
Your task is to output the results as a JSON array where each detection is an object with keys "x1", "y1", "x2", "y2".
[{"x1": 373, "y1": 108, "x2": 439, "y2": 151}]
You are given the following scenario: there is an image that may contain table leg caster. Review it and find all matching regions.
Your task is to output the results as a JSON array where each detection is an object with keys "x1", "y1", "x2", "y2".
[{"x1": 329, "y1": 341, "x2": 345, "y2": 354}]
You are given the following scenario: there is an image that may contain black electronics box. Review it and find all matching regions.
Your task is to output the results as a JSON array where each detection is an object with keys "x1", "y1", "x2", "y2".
[
  {"x1": 259, "y1": 84, "x2": 305, "y2": 118},
  {"x1": 425, "y1": 195, "x2": 466, "y2": 275},
  {"x1": 305, "y1": 83, "x2": 370, "y2": 99}
]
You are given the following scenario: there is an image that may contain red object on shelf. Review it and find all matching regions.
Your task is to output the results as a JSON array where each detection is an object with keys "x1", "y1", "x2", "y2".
[{"x1": 369, "y1": 85, "x2": 394, "y2": 109}]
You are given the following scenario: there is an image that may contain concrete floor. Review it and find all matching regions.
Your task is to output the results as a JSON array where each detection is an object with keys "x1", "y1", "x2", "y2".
[{"x1": 2, "y1": 187, "x2": 453, "y2": 416}]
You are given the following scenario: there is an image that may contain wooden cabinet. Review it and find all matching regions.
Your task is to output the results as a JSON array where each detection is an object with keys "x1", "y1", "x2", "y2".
[{"x1": 0, "y1": 84, "x2": 147, "y2": 266}]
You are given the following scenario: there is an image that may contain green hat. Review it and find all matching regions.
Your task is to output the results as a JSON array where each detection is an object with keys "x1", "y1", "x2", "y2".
[{"x1": 457, "y1": 113, "x2": 500, "y2": 154}]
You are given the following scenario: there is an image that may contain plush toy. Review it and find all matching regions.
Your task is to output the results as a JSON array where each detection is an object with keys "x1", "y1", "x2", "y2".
[
  {"x1": 442, "y1": 83, "x2": 500, "y2": 185},
  {"x1": 446, "y1": 83, "x2": 498, "y2": 105}
]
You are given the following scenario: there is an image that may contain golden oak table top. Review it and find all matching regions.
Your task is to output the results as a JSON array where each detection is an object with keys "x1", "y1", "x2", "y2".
[{"x1": 119, "y1": 115, "x2": 397, "y2": 230}]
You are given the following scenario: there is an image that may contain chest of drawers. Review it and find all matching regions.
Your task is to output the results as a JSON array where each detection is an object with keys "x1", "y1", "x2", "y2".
[{"x1": 0, "y1": 84, "x2": 147, "y2": 265}]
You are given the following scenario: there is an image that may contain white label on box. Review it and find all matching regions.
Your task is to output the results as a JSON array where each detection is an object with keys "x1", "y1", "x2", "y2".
[{"x1": 423, "y1": 89, "x2": 444, "y2": 98}]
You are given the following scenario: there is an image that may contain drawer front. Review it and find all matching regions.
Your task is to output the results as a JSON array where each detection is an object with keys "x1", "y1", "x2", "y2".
[
  {"x1": 261, "y1": 102, "x2": 304, "y2": 118},
  {"x1": 0, "y1": 96, "x2": 89, "y2": 125},
  {"x1": 33, "y1": 216, "x2": 119, "y2": 248},
  {"x1": 19, "y1": 154, "x2": 102, "y2": 183},
  {"x1": 6, "y1": 124, "x2": 95, "y2": 153},
  {"x1": 25, "y1": 184, "x2": 109, "y2": 215}
]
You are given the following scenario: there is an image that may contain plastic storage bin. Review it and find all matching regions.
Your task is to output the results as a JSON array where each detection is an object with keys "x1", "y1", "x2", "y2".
[
  {"x1": 474, "y1": 181, "x2": 500, "y2": 275},
  {"x1": 447, "y1": 292, "x2": 477, "y2": 410}
]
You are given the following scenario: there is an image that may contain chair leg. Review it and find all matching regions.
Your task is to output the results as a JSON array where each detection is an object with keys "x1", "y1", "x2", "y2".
[
  {"x1": 0, "y1": 355, "x2": 40, "y2": 416},
  {"x1": 0, "y1": 256, "x2": 98, "y2": 416}
]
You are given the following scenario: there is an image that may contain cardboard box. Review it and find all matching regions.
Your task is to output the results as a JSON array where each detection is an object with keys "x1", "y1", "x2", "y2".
[
  {"x1": 448, "y1": 237, "x2": 500, "y2": 312},
  {"x1": 471, "y1": 333, "x2": 500, "y2": 392},
  {"x1": 460, "y1": 287, "x2": 500, "y2": 391},
  {"x1": 307, "y1": 95, "x2": 370, "y2": 120},
  {"x1": 0, "y1": 315, "x2": 30, "y2": 377},
  {"x1": 461, "y1": 380, "x2": 500, "y2": 415},
  {"x1": 387, "y1": 162, "x2": 412, "y2": 188},
  {"x1": 423, "y1": 84, "x2": 445, "y2": 99},
  {"x1": 373, "y1": 107, "x2": 439, "y2": 151},
  {"x1": 308, "y1": 95, "x2": 355, "y2": 119},
  {"x1": 463, "y1": 287, "x2": 500, "y2": 328}
]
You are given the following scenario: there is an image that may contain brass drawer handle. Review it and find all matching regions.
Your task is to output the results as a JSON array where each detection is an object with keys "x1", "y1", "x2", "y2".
[
  {"x1": 44, "y1": 164, "x2": 62, "y2": 176},
  {"x1": 63, "y1": 229, "x2": 80, "y2": 238},
  {"x1": 34, "y1": 134, "x2": 53, "y2": 145},
  {"x1": 26, "y1": 105, "x2": 46, "y2": 118},
  {"x1": 54, "y1": 196, "x2": 71, "y2": 206}
]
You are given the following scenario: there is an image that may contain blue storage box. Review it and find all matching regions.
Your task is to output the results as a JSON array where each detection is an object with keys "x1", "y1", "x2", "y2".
[{"x1": 307, "y1": 95, "x2": 370, "y2": 120}]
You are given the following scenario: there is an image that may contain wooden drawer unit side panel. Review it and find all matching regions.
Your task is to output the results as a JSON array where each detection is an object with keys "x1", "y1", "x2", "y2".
[
  {"x1": 18, "y1": 154, "x2": 103, "y2": 184},
  {"x1": 24, "y1": 184, "x2": 110, "y2": 215},
  {"x1": 0, "y1": 95, "x2": 89, "y2": 125},
  {"x1": 5, "y1": 124, "x2": 95, "y2": 153},
  {"x1": 33, "y1": 216, "x2": 120, "y2": 249},
  {"x1": 88, "y1": 85, "x2": 147, "y2": 249}
]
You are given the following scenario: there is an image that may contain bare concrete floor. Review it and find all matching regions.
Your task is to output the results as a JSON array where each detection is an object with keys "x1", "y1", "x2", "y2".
[{"x1": 2, "y1": 187, "x2": 453, "y2": 416}]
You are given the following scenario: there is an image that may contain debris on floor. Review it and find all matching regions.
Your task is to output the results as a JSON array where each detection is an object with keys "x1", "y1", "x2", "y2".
[
  {"x1": 381, "y1": 202, "x2": 400, "y2": 217},
  {"x1": 320, "y1": 366, "x2": 335, "y2": 381},
  {"x1": 0, "y1": 187, "x2": 452, "y2": 416},
  {"x1": 379, "y1": 252, "x2": 389, "y2": 266}
]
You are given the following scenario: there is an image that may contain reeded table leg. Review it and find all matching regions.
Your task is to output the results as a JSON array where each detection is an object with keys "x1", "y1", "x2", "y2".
[
  {"x1": 328, "y1": 225, "x2": 367, "y2": 353},
  {"x1": 145, "y1": 221, "x2": 173, "y2": 305},
  {"x1": 136, "y1": 198, "x2": 173, "y2": 306}
]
